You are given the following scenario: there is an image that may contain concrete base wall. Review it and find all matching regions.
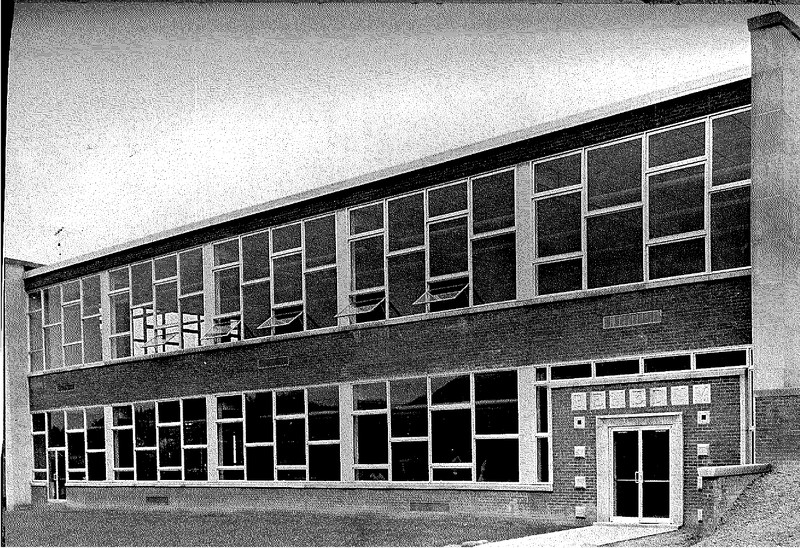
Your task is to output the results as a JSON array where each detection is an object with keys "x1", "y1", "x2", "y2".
[
  {"x1": 696, "y1": 470, "x2": 767, "y2": 536},
  {"x1": 755, "y1": 390, "x2": 800, "y2": 463}
]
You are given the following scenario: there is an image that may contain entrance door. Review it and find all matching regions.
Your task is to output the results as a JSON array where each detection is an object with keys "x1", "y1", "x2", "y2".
[
  {"x1": 612, "y1": 428, "x2": 670, "y2": 522},
  {"x1": 48, "y1": 450, "x2": 66, "y2": 501}
]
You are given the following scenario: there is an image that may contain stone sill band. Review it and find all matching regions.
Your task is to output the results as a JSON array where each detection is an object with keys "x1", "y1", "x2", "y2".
[{"x1": 697, "y1": 463, "x2": 772, "y2": 478}]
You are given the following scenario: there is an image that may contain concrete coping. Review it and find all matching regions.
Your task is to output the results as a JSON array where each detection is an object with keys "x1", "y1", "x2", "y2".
[
  {"x1": 748, "y1": 11, "x2": 800, "y2": 41},
  {"x1": 697, "y1": 463, "x2": 772, "y2": 478}
]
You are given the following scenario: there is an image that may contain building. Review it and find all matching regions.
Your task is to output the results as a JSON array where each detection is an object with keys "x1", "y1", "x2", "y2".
[{"x1": 4, "y1": 10, "x2": 798, "y2": 530}]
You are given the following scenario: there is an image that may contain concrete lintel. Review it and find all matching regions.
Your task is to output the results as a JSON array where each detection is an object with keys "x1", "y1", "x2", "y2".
[
  {"x1": 748, "y1": 11, "x2": 800, "y2": 41},
  {"x1": 697, "y1": 463, "x2": 772, "y2": 478}
]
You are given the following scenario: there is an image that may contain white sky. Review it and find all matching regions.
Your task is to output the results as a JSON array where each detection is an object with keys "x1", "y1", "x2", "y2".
[{"x1": 5, "y1": 3, "x2": 795, "y2": 266}]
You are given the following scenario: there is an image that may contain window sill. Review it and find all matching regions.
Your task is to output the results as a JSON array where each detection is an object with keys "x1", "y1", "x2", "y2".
[{"x1": 63, "y1": 480, "x2": 554, "y2": 492}]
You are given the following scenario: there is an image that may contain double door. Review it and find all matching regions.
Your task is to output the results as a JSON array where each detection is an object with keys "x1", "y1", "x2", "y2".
[
  {"x1": 48, "y1": 449, "x2": 66, "y2": 501},
  {"x1": 612, "y1": 427, "x2": 670, "y2": 522}
]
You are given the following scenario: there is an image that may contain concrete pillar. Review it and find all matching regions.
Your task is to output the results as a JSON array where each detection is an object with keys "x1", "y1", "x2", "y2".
[
  {"x1": 4, "y1": 259, "x2": 42, "y2": 508},
  {"x1": 748, "y1": 12, "x2": 800, "y2": 390},
  {"x1": 515, "y1": 162, "x2": 535, "y2": 300}
]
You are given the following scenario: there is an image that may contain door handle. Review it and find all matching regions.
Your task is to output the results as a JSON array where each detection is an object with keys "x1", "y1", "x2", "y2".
[{"x1": 634, "y1": 471, "x2": 640, "y2": 483}]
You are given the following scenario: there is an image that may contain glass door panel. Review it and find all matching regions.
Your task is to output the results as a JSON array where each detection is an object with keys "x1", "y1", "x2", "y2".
[
  {"x1": 613, "y1": 430, "x2": 639, "y2": 518},
  {"x1": 642, "y1": 429, "x2": 670, "y2": 519},
  {"x1": 48, "y1": 450, "x2": 66, "y2": 500}
]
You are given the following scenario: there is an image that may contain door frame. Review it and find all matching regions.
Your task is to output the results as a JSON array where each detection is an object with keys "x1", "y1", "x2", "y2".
[
  {"x1": 47, "y1": 448, "x2": 67, "y2": 501},
  {"x1": 596, "y1": 413, "x2": 683, "y2": 526}
]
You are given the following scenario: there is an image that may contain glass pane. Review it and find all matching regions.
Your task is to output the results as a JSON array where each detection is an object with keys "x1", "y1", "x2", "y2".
[
  {"x1": 305, "y1": 215, "x2": 336, "y2": 268},
  {"x1": 614, "y1": 430, "x2": 638, "y2": 480},
  {"x1": 649, "y1": 122, "x2": 705, "y2": 167},
  {"x1": 29, "y1": 291, "x2": 42, "y2": 311},
  {"x1": 551, "y1": 363, "x2": 591, "y2": 380},
  {"x1": 429, "y1": 182, "x2": 467, "y2": 217},
  {"x1": 712, "y1": 110, "x2": 751, "y2": 186},
  {"x1": 644, "y1": 355, "x2": 690, "y2": 373},
  {"x1": 351, "y1": 236, "x2": 384, "y2": 291},
  {"x1": 696, "y1": 350, "x2": 747, "y2": 369},
  {"x1": 64, "y1": 344, "x2": 82, "y2": 367},
  {"x1": 388, "y1": 193, "x2": 424, "y2": 251},
  {"x1": 537, "y1": 438, "x2": 550, "y2": 482},
  {"x1": 476, "y1": 439, "x2": 518, "y2": 482},
  {"x1": 219, "y1": 469, "x2": 244, "y2": 481},
  {"x1": 390, "y1": 378, "x2": 428, "y2": 438},
  {"x1": 154, "y1": 282, "x2": 179, "y2": 326},
  {"x1": 643, "y1": 481, "x2": 670, "y2": 519},
  {"x1": 536, "y1": 387, "x2": 549, "y2": 433},
  {"x1": 429, "y1": 217, "x2": 468, "y2": 277},
  {"x1": 275, "y1": 419, "x2": 306, "y2": 465},
  {"x1": 308, "y1": 387, "x2": 339, "y2": 442},
  {"x1": 81, "y1": 276, "x2": 101, "y2": 316},
  {"x1": 109, "y1": 268, "x2": 129, "y2": 291},
  {"x1": 476, "y1": 401, "x2": 518, "y2": 435},
  {"x1": 214, "y1": 240, "x2": 240, "y2": 266},
  {"x1": 537, "y1": 259, "x2": 582, "y2": 295},
  {"x1": 309, "y1": 444, "x2": 341, "y2": 481},
  {"x1": 48, "y1": 411, "x2": 65, "y2": 447},
  {"x1": 536, "y1": 193, "x2": 581, "y2": 257},
  {"x1": 183, "y1": 399, "x2": 207, "y2": 446},
  {"x1": 246, "y1": 446, "x2": 274, "y2": 481},
  {"x1": 305, "y1": 268, "x2": 337, "y2": 329},
  {"x1": 214, "y1": 268, "x2": 240, "y2": 315},
  {"x1": 308, "y1": 386, "x2": 339, "y2": 413},
  {"x1": 179, "y1": 294, "x2": 204, "y2": 349},
  {"x1": 179, "y1": 249, "x2": 204, "y2": 294},
  {"x1": 588, "y1": 139, "x2": 642, "y2": 210},
  {"x1": 114, "y1": 430, "x2": 133, "y2": 468},
  {"x1": 135, "y1": 403, "x2": 156, "y2": 447},
  {"x1": 277, "y1": 469, "x2": 306, "y2": 481},
  {"x1": 474, "y1": 370, "x2": 516, "y2": 401},
  {"x1": 114, "y1": 470, "x2": 134, "y2": 480},
  {"x1": 154, "y1": 255, "x2": 177, "y2": 280},
  {"x1": 44, "y1": 325, "x2": 63, "y2": 369},
  {"x1": 87, "y1": 452, "x2": 106, "y2": 481},
  {"x1": 82, "y1": 317, "x2": 102, "y2": 363},
  {"x1": 184, "y1": 448, "x2": 208, "y2": 480},
  {"x1": 472, "y1": 170, "x2": 515, "y2": 234},
  {"x1": 391, "y1": 441, "x2": 428, "y2": 481},
  {"x1": 354, "y1": 383, "x2": 387, "y2": 410},
  {"x1": 158, "y1": 426, "x2": 181, "y2": 467},
  {"x1": 63, "y1": 305, "x2": 82, "y2": 343},
  {"x1": 387, "y1": 251, "x2": 425, "y2": 318},
  {"x1": 276, "y1": 390, "x2": 305, "y2": 416},
  {"x1": 110, "y1": 293, "x2": 131, "y2": 333},
  {"x1": 113, "y1": 405, "x2": 132, "y2": 427},
  {"x1": 67, "y1": 432, "x2": 86, "y2": 468},
  {"x1": 132, "y1": 306, "x2": 154, "y2": 356},
  {"x1": 158, "y1": 400, "x2": 181, "y2": 423},
  {"x1": 136, "y1": 450, "x2": 157, "y2": 480},
  {"x1": 642, "y1": 430, "x2": 669, "y2": 480},
  {"x1": 534, "y1": 153, "x2": 581, "y2": 193},
  {"x1": 350, "y1": 203, "x2": 383, "y2": 235},
  {"x1": 217, "y1": 395, "x2": 242, "y2": 419},
  {"x1": 43, "y1": 286, "x2": 61, "y2": 324},
  {"x1": 273, "y1": 254, "x2": 302, "y2": 304},
  {"x1": 431, "y1": 409, "x2": 471, "y2": 464},
  {"x1": 245, "y1": 392, "x2": 273, "y2": 443},
  {"x1": 30, "y1": 350, "x2": 44, "y2": 372},
  {"x1": 587, "y1": 209, "x2": 643, "y2": 288},
  {"x1": 649, "y1": 165, "x2": 705, "y2": 238},
  {"x1": 431, "y1": 375, "x2": 469, "y2": 405},
  {"x1": 62, "y1": 281, "x2": 80, "y2": 302},
  {"x1": 649, "y1": 238, "x2": 705, "y2": 280},
  {"x1": 241, "y1": 281, "x2": 271, "y2": 339},
  {"x1": 86, "y1": 408, "x2": 105, "y2": 449},
  {"x1": 711, "y1": 186, "x2": 750, "y2": 271},
  {"x1": 66, "y1": 409, "x2": 84, "y2": 430},
  {"x1": 33, "y1": 413, "x2": 46, "y2": 432},
  {"x1": 354, "y1": 414, "x2": 387, "y2": 464},
  {"x1": 218, "y1": 422, "x2": 244, "y2": 467},
  {"x1": 131, "y1": 262, "x2": 153, "y2": 306},
  {"x1": 472, "y1": 233, "x2": 516, "y2": 305},
  {"x1": 596, "y1": 359, "x2": 640, "y2": 376},
  {"x1": 432, "y1": 468, "x2": 471, "y2": 482},
  {"x1": 29, "y1": 312, "x2": 43, "y2": 350},
  {"x1": 273, "y1": 223, "x2": 302, "y2": 253}
]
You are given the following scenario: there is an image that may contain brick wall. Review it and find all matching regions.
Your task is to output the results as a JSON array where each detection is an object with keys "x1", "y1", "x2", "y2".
[
  {"x1": 30, "y1": 276, "x2": 751, "y2": 410},
  {"x1": 755, "y1": 391, "x2": 800, "y2": 463}
]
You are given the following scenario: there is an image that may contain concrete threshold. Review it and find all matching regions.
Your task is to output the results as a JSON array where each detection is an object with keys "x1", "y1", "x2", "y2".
[{"x1": 485, "y1": 523, "x2": 677, "y2": 547}]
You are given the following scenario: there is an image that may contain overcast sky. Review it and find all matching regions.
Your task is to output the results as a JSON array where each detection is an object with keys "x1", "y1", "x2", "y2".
[{"x1": 6, "y1": 3, "x2": 796, "y2": 266}]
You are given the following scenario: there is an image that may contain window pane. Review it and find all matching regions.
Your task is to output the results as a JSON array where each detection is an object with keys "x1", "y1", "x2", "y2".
[
  {"x1": 33, "y1": 434, "x2": 46, "y2": 469},
  {"x1": 649, "y1": 238, "x2": 705, "y2": 279},
  {"x1": 30, "y1": 350, "x2": 44, "y2": 372},
  {"x1": 114, "y1": 429, "x2": 133, "y2": 469},
  {"x1": 110, "y1": 268, "x2": 129, "y2": 291},
  {"x1": 29, "y1": 312, "x2": 43, "y2": 350},
  {"x1": 350, "y1": 203, "x2": 383, "y2": 235},
  {"x1": 537, "y1": 259, "x2": 582, "y2": 295},
  {"x1": 309, "y1": 444, "x2": 341, "y2": 481},
  {"x1": 242, "y1": 281, "x2": 271, "y2": 339},
  {"x1": 390, "y1": 378, "x2": 428, "y2": 438},
  {"x1": 154, "y1": 255, "x2": 177, "y2": 280},
  {"x1": 132, "y1": 306, "x2": 154, "y2": 355},
  {"x1": 63, "y1": 304, "x2": 81, "y2": 343},
  {"x1": 551, "y1": 363, "x2": 591, "y2": 380},
  {"x1": 273, "y1": 254, "x2": 302, "y2": 304},
  {"x1": 588, "y1": 139, "x2": 642, "y2": 210},
  {"x1": 305, "y1": 268, "x2": 337, "y2": 329},
  {"x1": 476, "y1": 439, "x2": 519, "y2": 482},
  {"x1": 131, "y1": 262, "x2": 153, "y2": 306},
  {"x1": 305, "y1": 216, "x2": 336, "y2": 268},
  {"x1": 275, "y1": 419, "x2": 306, "y2": 465},
  {"x1": 536, "y1": 193, "x2": 581, "y2": 257},
  {"x1": 473, "y1": 170, "x2": 515, "y2": 234},
  {"x1": 354, "y1": 383, "x2": 386, "y2": 410},
  {"x1": 218, "y1": 422, "x2": 244, "y2": 467},
  {"x1": 86, "y1": 408, "x2": 105, "y2": 449},
  {"x1": 64, "y1": 344, "x2": 82, "y2": 366},
  {"x1": 183, "y1": 399, "x2": 207, "y2": 446},
  {"x1": 272, "y1": 223, "x2": 301, "y2": 253},
  {"x1": 179, "y1": 294, "x2": 204, "y2": 348},
  {"x1": 351, "y1": 236, "x2": 384, "y2": 291},
  {"x1": 214, "y1": 240, "x2": 240, "y2": 266},
  {"x1": 179, "y1": 249, "x2": 204, "y2": 294},
  {"x1": 217, "y1": 395, "x2": 242, "y2": 419},
  {"x1": 82, "y1": 276, "x2": 101, "y2": 316},
  {"x1": 649, "y1": 165, "x2": 705, "y2": 238},
  {"x1": 696, "y1": 350, "x2": 747, "y2": 369},
  {"x1": 29, "y1": 291, "x2": 42, "y2": 311},
  {"x1": 476, "y1": 401, "x2": 518, "y2": 435},
  {"x1": 429, "y1": 182, "x2": 467, "y2": 217},
  {"x1": 246, "y1": 446, "x2": 274, "y2": 481},
  {"x1": 135, "y1": 403, "x2": 156, "y2": 447},
  {"x1": 431, "y1": 409, "x2": 471, "y2": 464},
  {"x1": 154, "y1": 282, "x2": 179, "y2": 326},
  {"x1": 596, "y1": 359, "x2": 640, "y2": 376},
  {"x1": 354, "y1": 414, "x2": 387, "y2": 464},
  {"x1": 48, "y1": 411, "x2": 65, "y2": 447},
  {"x1": 135, "y1": 450, "x2": 157, "y2": 480},
  {"x1": 44, "y1": 325, "x2": 63, "y2": 369},
  {"x1": 87, "y1": 452, "x2": 106, "y2": 481},
  {"x1": 649, "y1": 122, "x2": 705, "y2": 167},
  {"x1": 308, "y1": 386, "x2": 339, "y2": 441},
  {"x1": 245, "y1": 392, "x2": 273, "y2": 443},
  {"x1": 240, "y1": 231, "x2": 270, "y2": 284},
  {"x1": 159, "y1": 425, "x2": 181, "y2": 467},
  {"x1": 429, "y1": 217, "x2": 468, "y2": 277},
  {"x1": 432, "y1": 468, "x2": 471, "y2": 481},
  {"x1": 276, "y1": 390, "x2": 305, "y2": 415},
  {"x1": 32, "y1": 413, "x2": 46, "y2": 432},
  {"x1": 184, "y1": 448, "x2": 208, "y2": 480},
  {"x1": 473, "y1": 233, "x2": 516, "y2": 305},
  {"x1": 67, "y1": 409, "x2": 84, "y2": 430},
  {"x1": 61, "y1": 281, "x2": 80, "y2": 302},
  {"x1": 388, "y1": 193, "x2": 424, "y2": 251},
  {"x1": 587, "y1": 209, "x2": 643, "y2": 288},
  {"x1": 536, "y1": 387, "x2": 549, "y2": 433},
  {"x1": 387, "y1": 251, "x2": 425, "y2": 318},
  {"x1": 214, "y1": 268, "x2": 240, "y2": 314},
  {"x1": 537, "y1": 438, "x2": 550, "y2": 482},
  {"x1": 43, "y1": 286, "x2": 61, "y2": 324},
  {"x1": 277, "y1": 469, "x2": 306, "y2": 481},
  {"x1": 113, "y1": 405, "x2": 132, "y2": 427},
  {"x1": 644, "y1": 355, "x2": 690, "y2": 373},
  {"x1": 713, "y1": 111, "x2": 751, "y2": 186},
  {"x1": 158, "y1": 400, "x2": 181, "y2": 423},
  {"x1": 534, "y1": 153, "x2": 581, "y2": 193},
  {"x1": 431, "y1": 375, "x2": 469, "y2": 405},
  {"x1": 711, "y1": 186, "x2": 750, "y2": 271},
  {"x1": 392, "y1": 441, "x2": 428, "y2": 481},
  {"x1": 68, "y1": 432, "x2": 86, "y2": 468},
  {"x1": 219, "y1": 469, "x2": 244, "y2": 481},
  {"x1": 475, "y1": 370, "x2": 517, "y2": 401},
  {"x1": 110, "y1": 293, "x2": 131, "y2": 333}
]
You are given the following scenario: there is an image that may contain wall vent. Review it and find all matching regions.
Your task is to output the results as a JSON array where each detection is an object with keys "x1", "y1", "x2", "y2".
[
  {"x1": 603, "y1": 310, "x2": 662, "y2": 330},
  {"x1": 145, "y1": 496, "x2": 169, "y2": 505},
  {"x1": 409, "y1": 501, "x2": 450, "y2": 512},
  {"x1": 258, "y1": 356, "x2": 289, "y2": 369},
  {"x1": 56, "y1": 382, "x2": 75, "y2": 392}
]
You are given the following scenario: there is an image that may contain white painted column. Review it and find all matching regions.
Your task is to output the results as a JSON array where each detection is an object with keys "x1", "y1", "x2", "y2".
[
  {"x1": 517, "y1": 367, "x2": 537, "y2": 484},
  {"x1": 335, "y1": 209, "x2": 352, "y2": 327},
  {"x1": 99, "y1": 271, "x2": 111, "y2": 360},
  {"x1": 103, "y1": 405, "x2": 114, "y2": 480},
  {"x1": 201, "y1": 243, "x2": 215, "y2": 341},
  {"x1": 339, "y1": 383, "x2": 354, "y2": 481},
  {"x1": 515, "y1": 162, "x2": 535, "y2": 300},
  {"x1": 206, "y1": 394, "x2": 218, "y2": 481}
]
